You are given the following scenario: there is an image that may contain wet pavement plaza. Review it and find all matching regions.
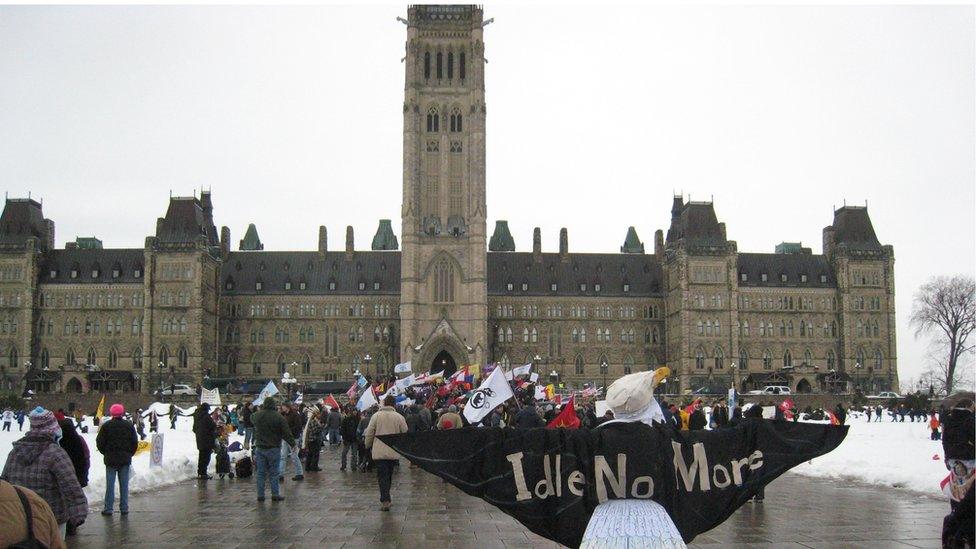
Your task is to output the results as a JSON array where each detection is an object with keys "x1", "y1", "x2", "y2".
[{"x1": 69, "y1": 445, "x2": 945, "y2": 548}]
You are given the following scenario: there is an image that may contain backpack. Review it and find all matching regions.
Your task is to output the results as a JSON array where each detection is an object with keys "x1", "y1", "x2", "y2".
[
  {"x1": 8, "y1": 483, "x2": 49, "y2": 549},
  {"x1": 234, "y1": 455, "x2": 253, "y2": 479}
]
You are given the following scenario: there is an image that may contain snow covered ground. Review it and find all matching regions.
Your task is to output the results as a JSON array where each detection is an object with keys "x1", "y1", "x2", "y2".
[
  {"x1": 0, "y1": 403, "x2": 248, "y2": 506},
  {"x1": 0, "y1": 405, "x2": 948, "y2": 504},
  {"x1": 792, "y1": 414, "x2": 948, "y2": 496}
]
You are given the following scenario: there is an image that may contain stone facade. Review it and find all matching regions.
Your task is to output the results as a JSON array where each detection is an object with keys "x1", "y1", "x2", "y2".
[{"x1": 0, "y1": 4, "x2": 898, "y2": 395}]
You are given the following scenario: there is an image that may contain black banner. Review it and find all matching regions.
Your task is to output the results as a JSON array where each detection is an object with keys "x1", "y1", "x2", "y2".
[{"x1": 381, "y1": 419, "x2": 847, "y2": 548}]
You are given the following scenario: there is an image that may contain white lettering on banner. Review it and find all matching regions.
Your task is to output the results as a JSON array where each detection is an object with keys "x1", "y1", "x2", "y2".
[
  {"x1": 594, "y1": 454, "x2": 626, "y2": 503},
  {"x1": 504, "y1": 446, "x2": 764, "y2": 502}
]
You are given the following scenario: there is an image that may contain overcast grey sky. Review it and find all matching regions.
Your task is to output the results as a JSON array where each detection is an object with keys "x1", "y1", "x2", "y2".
[{"x1": 0, "y1": 4, "x2": 972, "y2": 386}]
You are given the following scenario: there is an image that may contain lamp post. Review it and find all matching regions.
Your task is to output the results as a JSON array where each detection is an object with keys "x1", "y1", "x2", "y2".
[
  {"x1": 730, "y1": 362, "x2": 738, "y2": 393},
  {"x1": 600, "y1": 359, "x2": 608, "y2": 392},
  {"x1": 157, "y1": 361, "x2": 164, "y2": 402},
  {"x1": 854, "y1": 362, "x2": 863, "y2": 394},
  {"x1": 363, "y1": 353, "x2": 372, "y2": 377}
]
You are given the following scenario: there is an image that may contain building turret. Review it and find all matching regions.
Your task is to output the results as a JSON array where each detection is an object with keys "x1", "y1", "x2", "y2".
[
  {"x1": 488, "y1": 220, "x2": 515, "y2": 252},
  {"x1": 371, "y1": 219, "x2": 399, "y2": 250},
  {"x1": 620, "y1": 226, "x2": 644, "y2": 253},
  {"x1": 239, "y1": 224, "x2": 264, "y2": 251}
]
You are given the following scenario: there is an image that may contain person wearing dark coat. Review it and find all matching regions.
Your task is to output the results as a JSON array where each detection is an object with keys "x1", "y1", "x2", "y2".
[
  {"x1": 192, "y1": 403, "x2": 217, "y2": 479},
  {"x1": 941, "y1": 398, "x2": 975, "y2": 549},
  {"x1": 515, "y1": 401, "x2": 546, "y2": 429},
  {"x1": 95, "y1": 404, "x2": 137, "y2": 516},
  {"x1": 688, "y1": 407, "x2": 707, "y2": 431},
  {"x1": 57, "y1": 417, "x2": 90, "y2": 536},
  {"x1": 730, "y1": 405, "x2": 743, "y2": 425},
  {"x1": 405, "y1": 406, "x2": 421, "y2": 433},
  {"x1": 743, "y1": 404, "x2": 766, "y2": 502},
  {"x1": 774, "y1": 404, "x2": 786, "y2": 422},
  {"x1": 340, "y1": 408, "x2": 361, "y2": 471},
  {"x1": 834, "y1": 404, "x2": 847, "y2": 425},
  {"x1": 712, "y1": 402, "x2": 730, "y2": 428}
]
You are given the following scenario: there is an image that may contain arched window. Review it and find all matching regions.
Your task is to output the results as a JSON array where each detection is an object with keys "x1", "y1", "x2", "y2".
[
  {"x1": 40, "y1": 348, "x2": 49, "y2": 369},
  {"x1": 523, "y1": 327, "x2": 529, "y2": 343},
  {"x1": 426, "y1": 107, "x2": 439, "y2": 133},
  {"x1": 695, "y1": 348, "x2": 705, "y2": 369},
  {"x1": 227, "y1": 354, "x2": 237, "y2": 374},
  {"x1": 87, "y1": 347, "x2": 97, "y2": 367},
  {"x1": 580, "y1": 327, "x2": 586, "y2": 343},
  {"x1": 804, "y1": 348, "x2": 813, "y2": 366},
  {"x1": 742, "y1": 320, "x2": 749, "y2": 337},
  {"x1": 424, "y1": 51, "x2": 431, "y2": 79},
  {"x1": 783, "y1": 350, "x2": 793, "y2": 368},
  {"x1": 575, "y1": 354, "x2": 585, "y2": 375},
  {"x1": 830, "y1": 321, "x2": 837, "y2": 337},
  {"x1": 496, "y1": 326, "x2": 504, "y2": 343},
  {"x1": 856, "y1": 347, "x2": 866, "y2": 367},
  {"x1": 8, "y1": 347, "x2": 17, "y2": 370},
  {"x1": 133, "y1": 347, "x2": 142, "y2": 371},
  {"x1": 505, "y1": 327, "x2": 513, "y2": 343},
  {"x1": 447, "y1": 51, "x2": 454, "y2": 79},
  {"x1": 872, "y1": 320, "x2": 879, "y2": 338},
  {"x1": 826, "y1": 349, "x2": 836, "y2": 369},
  {"x1": 696, "y1": 320, "x2": 704, "y2": 336},
  {"x1": 714, "y1": 347, "x2": 724, "y2": 369},
  {"x1": 762, "y1": 350, "x2": 772, "y2": 370},
  {"x1": 572, "y1": 327, "x2": 579, "y2": 343},
  {"x1": 623, "y1": 356, "x2": 634, "y2": 375},
  {"x1": 459, "y1": 51, "x2": 466, "y2": 79},
  {"x1": 302, "y1": 354, "x2": 311, "y2": 375},
  {"x1": 856, "y1": 319, "x2": 864, "y2": 337},
  {"x1": 739, "y1": 348, "x2": 749, "y2": 369},
  {"x1": 500, "y1": 354, "x2": 510, "y2": 368},
  {"x1": 874, "y1": 348, "x2": 883, "y2": 369},
  {"x1": 66, "y1": 348, "x2": 76, "y2": 367},
  {"x1": 178, "y1": 346, "x2": 188, "y2": 369},
  {"x1": 436, "y1": 51, "x2": 443, "y2": 79},
  {"x1": 277, "y1": 353, "x2": 286, "y2": 374},
  {"x1": 432, "y1": 258, "x2": 454, "y2": 303},
  {"x1": 450, "y1": 107, "x2": 462, "y2": 133},
  {"x1": 531, "y1": 328, "x2": 538, "y2": 343},
  {"x1": 108, "y1": 348, "x2": 118, "y2": 369},
  {"x1": 800, "y1": 320, "x2": 806, "y2": 337},
  {"x1": 352, "y1": 355, "x2": 361, "y2": 373}
]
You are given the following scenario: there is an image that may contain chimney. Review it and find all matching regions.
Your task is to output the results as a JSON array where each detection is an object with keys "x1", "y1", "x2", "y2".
[
  {"x1": 533, "y1": 227, "x2": 542, "y2": 257},
  {"x1": 345, "y1": 225, "x2": 354, "y2": 255},
  {"x1": 559, "y1": 227, "x2": 568, "y2": 260},
  {"x1": 318, "y1": 226, "x2": 328, "y2": 254},
  {"x1": 44, "y1": 219, "x2": 55, "y2": 250},
  {"x1": 220, "y1": 226, "x2": 230, "y2": 258},
  {"x1": 654, "y1": 229, "x2": 664, "y2": 258}
]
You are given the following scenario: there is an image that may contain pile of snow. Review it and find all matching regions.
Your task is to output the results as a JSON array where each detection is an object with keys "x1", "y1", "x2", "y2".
[
  {"x1": 0, "y1": 404, "x2": 250, "y2": 506},
  {"x1": 791, "y1": 416, "x2": 947, "y2": 496}
]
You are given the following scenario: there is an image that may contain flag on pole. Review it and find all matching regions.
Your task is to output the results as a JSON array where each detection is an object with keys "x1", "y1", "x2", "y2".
[
  {"x1": 512, "y1": 363, "x2": 532, "y2": 377},
  {"x1": 357, "y1": 386, "x2": 379, "y2": 411},
  {"x1": 534, "y1": 385, "x2": 547, "y2": 400},
  {"x1": 778, "y1": 398, "x2": 795, "y2": 421},
  {"x1": 395, "y1": 374, "x2": 416, "y2": 391},
  {"x1": 253, "y1": 381, "x2": 280, "y2": 406},
  {"x1": 323, "y1": 394, "x2": 342, "y2": 411},
  {"x1": 462, "y1": 366, "x2": 514, "y2": 425},
  {"x1": 357, "y1": 376, "x2": 369, "y2": 388},
  {"x1": 346, "y1": 383, "x2": 358, "y2": 400},
  {"x1": 294, "y1": 392, "x2": 303, "y2": 405},
  {"x1": 95, "y1": 394, "x2": 106, "y2": 419},
  {"x1": 529, "y1": 372, "x2": 539, "y2": 383},
  {"x1": 547, "y1": 396, "x2": 580, "y2": 429}
]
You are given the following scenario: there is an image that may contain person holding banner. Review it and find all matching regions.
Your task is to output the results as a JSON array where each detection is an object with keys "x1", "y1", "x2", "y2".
[
  {"x1": 95, "y1": 404, "x2": 137, "y2": 516},
  {"x1": 192, "y1": 403, "x2": 217, "y2": 480}
]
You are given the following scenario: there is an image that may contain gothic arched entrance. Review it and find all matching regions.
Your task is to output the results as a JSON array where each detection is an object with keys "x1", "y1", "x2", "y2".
[
  {"x1": 796, "y1": 378, "x2": 812, "y2": 394},
  {"x1": 432, "y1": 350, "x2": 457, "y2": 379},
  {"x1": 65, "y1": 377, "x2": 83, "y2": 394}
]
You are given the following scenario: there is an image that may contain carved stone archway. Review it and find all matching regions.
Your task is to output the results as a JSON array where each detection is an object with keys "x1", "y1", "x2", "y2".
[{"x1": 415, "y1": 319, "x2": 470, "y2": 378}]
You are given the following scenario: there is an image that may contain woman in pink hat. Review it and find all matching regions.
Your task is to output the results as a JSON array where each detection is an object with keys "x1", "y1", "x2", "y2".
[{"x1": 95, "y1": 404, "x2": 138, "y2": 516}]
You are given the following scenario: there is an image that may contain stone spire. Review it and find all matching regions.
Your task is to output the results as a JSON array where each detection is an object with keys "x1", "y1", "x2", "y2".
[
  {"x1": 371, "y1": 219, "x2": 399, "y2": 250},
  {"x1": 488, "y1": 220, "x2": 515, "y2": 252},
  {"x1": 238, "y1": 223, "x2": 264, "y2": 251},
  {"x1": 620, "y1": 226, "x2": 645, "y2": 253}
]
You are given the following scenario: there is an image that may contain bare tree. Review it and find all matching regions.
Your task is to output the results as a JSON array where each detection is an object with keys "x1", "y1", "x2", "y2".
[{"x1": 910, "y1": 275, "x2": 975, "y2": 394}]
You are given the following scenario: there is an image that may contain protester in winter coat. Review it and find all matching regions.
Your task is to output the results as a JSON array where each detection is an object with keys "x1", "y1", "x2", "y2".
[
  {"x1": 340, "y1": 408, "x2": 361, "y2": 471},
  {"x1": 57, "y1": 416, "x2": 90, "y2": 535},
  {"x1": 95, "y1": 404, "x2": 138, "y2": 516},
  {"x1": 418, "y1": 405, "x2": 432, "y2": 431},
  {"x1": 688, "y1": 404, "x2": 707, "y2": 431},
  {"x1": 834, "y1": 404, "x2": 847, "y2": 425},
  {"x1": 169, "y1": 404, "x2": 178, "y2": 429},
  {"x1": 357, "y1": 409, "x2": 374, "y2": 472},
  {"x1": 148, "y1": 409, "x2": 159, "y2": 433},
  {"x1": 1, "y1": 407, "x2": 88, "y2": 539},
  {"x1": 514, "y1": 401, "x2": 546, "y2": 429},
  {"x1": 302, "y1": 411, "x2": 324, "y2": 472},
  {"x1": 364, "y1": 395, "x2": 408, "y2": 511},
  {"x1": 930, "y1": 413, "x2": 942, "y2": 441},
  {"x1": 134, "y1": 409, "x2": 146, "y2": 440},
  {"x1": 437, "y1": 405, "x2": 464, "y2": 430},
  {"x1": 250, "y1": 397, "x2": 295, "y2": 502},
  {"x1": 192, "y1": 403, "x2": 217, "y2": 479},
  {"x1": 1, "y1": 408, "x2": 12, "y2": 431},
  {"x1": 405, "y1": 406, "x2": 421, "y2": 433},
  {"x1": 279, "y1": 404, "x2": 305, "y2": 481},
  {"x1": 326, "y1": 408, "x2": 342, "y2": 445},
  {"x1": 0, "y1": 479, "x2": 66, "y2": 549},
  {"x1": 240, "y1": 402, "x2": 254, "y2": 450}
]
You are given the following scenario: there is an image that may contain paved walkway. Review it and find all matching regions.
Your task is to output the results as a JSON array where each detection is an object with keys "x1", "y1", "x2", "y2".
[{"x1": 68, "y1": 445, "x2": 945, "y2": 548}]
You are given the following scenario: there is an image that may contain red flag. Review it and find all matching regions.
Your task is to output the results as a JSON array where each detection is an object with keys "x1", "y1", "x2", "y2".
[
  {"x1": 547, "y1": 396, "x2": 580, "y2": 429},
  {"x1": 345, "y1": 383, "x2": 358, "y2": 400},
  {"x1": 778, "y1": 399, "x2": 795, "y2": 421},
  {"x1": 826, "y1": 410, "x2": 840, "y2": 425},
  {"x1": 324, "y1": 394, "x2": 342, "y2": 410}
]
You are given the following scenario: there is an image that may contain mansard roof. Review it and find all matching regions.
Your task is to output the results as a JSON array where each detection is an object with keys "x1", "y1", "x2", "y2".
[
  {"x1": 0, "y1": 198, "x2": 51, "y2": 249},
  {"x1": 155, "y1": 196, "x2": 219, "y2": 247},
  {"x1": 487, "y1": 252, "x2": 664, "y2": 297},
  {"x1": 737, "y1": 253, "x2": 835, "y2": 288},
  {"x1": 665, "y1": 199, "x2": 726, "y2": 248},
  {"x1": 39, "y1": 248, "x2": 145, "y2": 284},
  {"x1": 220, "y1": 251, "x2": 401, "y2": 296},
  {"x1": 830, "y1": 206, "x2": 881, "y2": 250}
]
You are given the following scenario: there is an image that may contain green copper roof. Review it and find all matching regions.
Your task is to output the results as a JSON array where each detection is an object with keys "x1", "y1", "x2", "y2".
[
  {"x1": 620, "y1": 226, "x2": 644, "y2": 253},
  {"x1": 239, "y1": 224, "x2": 264, "y2": 251},
  {"x1": 75, "y1": 237, "x2": 103, "y2": 250},
  {"x1": 489, "y1": 220, "x2": 515, "y2": 252},
  {"x1": 371, "y1": 219, "x2": 399, "y2": 250}
]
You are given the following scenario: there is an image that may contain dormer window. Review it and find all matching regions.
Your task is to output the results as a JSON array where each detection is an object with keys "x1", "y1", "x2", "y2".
[
  {"x1": 112, "y1": 269, "x2": 120, "y2": 279},
  {"x1": 91, "y1": 269, "x2": 99, "y2": 278},
  {"x1": 225, "y1": 280, "x2": 234, "y2": 290},
  {"x1": 780, "y1": 274, "x2": 788, "y2": 282},
  {"x1": 328, "y1": 281, "x2": 336, "y2": 291},
  {"x1": 255, "y1": 281, "x2": 263, "y2": 291},
  {"x1": 299, "y1": 281, "x2": 307, "y2": 290},
  {"x1": 506, "y1": 283, "x2": 514, "y2": 291},
  {"x1": 521, "y1": 283, "x2": 528, "y2": 291},
  {"x1": 740, "y1": 273, "x2": 748, "y2": 282},
  {"x1": 800, "y1": 274, "x2": 808, "y2": 283},
  {"x1": 623, "y1": 283, "x2": 630, "y2": 293},
  {"x1": 284, "y1": 281, "x2": 292, "y2": 291},
  {"x1": 579, "y1": 283, "x2": 587, "y2": 292},
  {"x1": 760, "y1": 273, "x2": 767, "y2": 282},
  {"x1": 373, "y1": 282, "x2": 380, "y2": 290},
  {"x1": 134, "y1": 269, "x2": 142, "y2": 278},
  {"x1": 594, "y1": 283, "x2": 601, "y2": 292},
  {"x1": 49, "y1": 270, "x2": 57, "y2": 279},
  {"x1": 820, "y1": 274, "x2": 828, "y2": 283},
  {"x1": 358, "y1": 282, "x2": 366, "y2": 291},
  {"x1": 550, "y1": 283, "x2": 557, "y2": 292},
  {"x1": 70, "y1": 270, "x2": 78, "y2": 279}
]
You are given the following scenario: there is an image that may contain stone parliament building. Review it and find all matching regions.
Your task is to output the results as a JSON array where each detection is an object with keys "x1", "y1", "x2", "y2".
[{"x1": 0, "y1": 5, "x2": 897, "y2": 396}]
